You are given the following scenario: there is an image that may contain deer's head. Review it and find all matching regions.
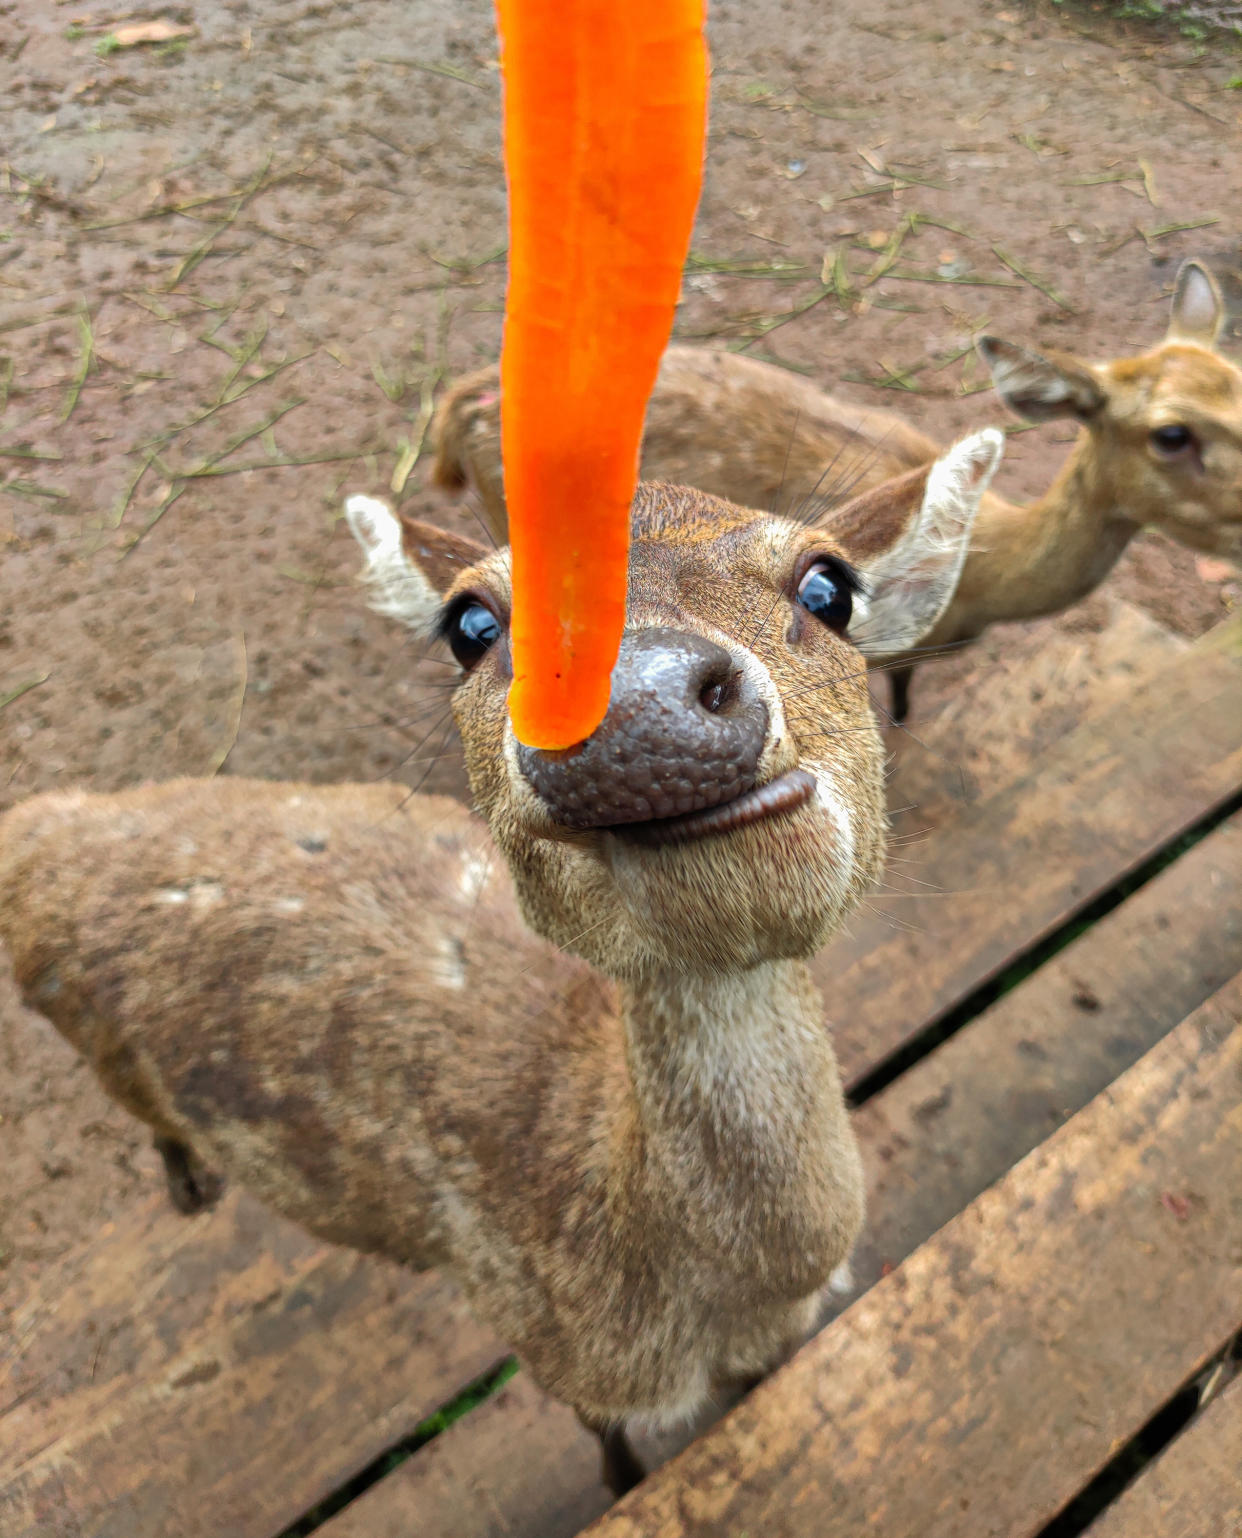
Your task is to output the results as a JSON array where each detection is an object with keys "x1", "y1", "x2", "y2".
[
  {"x1": 980, "y1": 260, "x2": 1242, "y2": 559},
  {"x1": 347, "y1": 431, "x2": 1001, "y2": 978}
]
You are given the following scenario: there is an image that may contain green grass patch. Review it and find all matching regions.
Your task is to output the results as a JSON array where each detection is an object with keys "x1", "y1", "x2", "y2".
[{"x1": 277, "y1": 1357, "x2": 520, "y2": 1537}]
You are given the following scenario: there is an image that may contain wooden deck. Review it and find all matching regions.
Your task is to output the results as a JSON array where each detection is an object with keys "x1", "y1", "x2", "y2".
[{"x1": 3, "y1": 602, "x2": 1240, "y2": 1538}]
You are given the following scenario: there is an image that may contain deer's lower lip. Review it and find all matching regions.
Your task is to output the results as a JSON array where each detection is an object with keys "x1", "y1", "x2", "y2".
[{"x1": 612, "y1": 769, "x2": 817, "y2": 847}]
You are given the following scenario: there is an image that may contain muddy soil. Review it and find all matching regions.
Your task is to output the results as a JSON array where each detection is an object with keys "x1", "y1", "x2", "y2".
[{"x1": 1, "y1": 0, "x2": 1239, "y2": 1315}]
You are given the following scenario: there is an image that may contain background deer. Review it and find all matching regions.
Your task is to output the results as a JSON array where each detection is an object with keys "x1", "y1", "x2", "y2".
[
  {"x1": 0, "y1": 434, "x2": 1000, "y2": 1494},
  {"x1": 435, "y1": 259, "x2": 1241, "y2": 720}
]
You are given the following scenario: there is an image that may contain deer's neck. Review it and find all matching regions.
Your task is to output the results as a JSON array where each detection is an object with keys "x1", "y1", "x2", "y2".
[
  {"x1": 617, "y1": 959, "x2": 860, "y2": 1302},
  {"x1": 950, "y1": 433, "x2": 1140, "y2": 635}
]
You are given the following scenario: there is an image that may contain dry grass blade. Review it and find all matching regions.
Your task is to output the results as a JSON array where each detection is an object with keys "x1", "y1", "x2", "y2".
[
  {"x1": 163, "y1": 157, "x2": 275, "y2": 291},
  {"x1": 835, "y1": 182, "x2": 901, "y2": 203},
  {"x1": 183, "y1": 398, "x2": 307, "y2": 470},
  {"x1": 1138, "y1": 158, "x2": 1159, "y2": 208},
  {"x1": 375, "y1": 55, "x2": 487, "y2": 89},
  {"x1": 0, "y1": 302, "x2": 83, "y2": 336},
  {"x1": 176, "y1": 449, "x2": 368, "y2": 478},
  {"x1": 59, "y1": 307, "x2": 94, "y2": 423},
  {"x1": 910, "y1": 212, "x2": 984, "y2": 242},
  {"x1": 86, "y1": 186, "x2": 284, "y2": 233},
  {"x1": 207, "y1": 633, "x2": 248, "y2": 775},
  {"x1": 819, "y1": 245, "x2": 854, "y2": 310},
  {"x1": 728, "y1": 283, "x2": 835, "y2": 349},
  {"x1": 992, "y1": 246, "x2": 1075, "y2": 311},
  {"x1": 862, "y1": 214, "x2": 915, "y2": 288},
  {"x1": 118, "y1": 481, "x2": 188, "y2": 558},
  {"x1": 0, "y1": 674, "x2": 49, "y2": 712},
  {"x1": 3, "y1": 479, "x2": 70, "y2": 501},
  {"x1": 107, "y1": 448, "x2": 158, "y2": 530},
  {"x1": 886, "y1": 267, "x2": 1021, "y2": 290},
  {"x1": 796, "y1": 93, "x2": 874, "y2": 120},
  {"x1": 391, "y1": 369, "x2": 442, "y2": 495},
  {"x1": 687, "y1": 253, "x2": 805, "y2": 277},
  {"x1": 1064, "y1": 166, "x2": 1133, "y2": 186},
  {"x1": 214, "y1": 320, "x2": 269, "y2": 403},
  {"x1": 1143, "y1": 215, "x2": 1221, "y2": 245},
  {"x1": 423, "y1": 243, "x2": 508, "y2": 276}
]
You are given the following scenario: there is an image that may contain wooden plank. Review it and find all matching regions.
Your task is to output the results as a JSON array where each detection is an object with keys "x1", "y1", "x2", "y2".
[
  {"x1": 1083, "y1": 1374, "x2": 1242, "y2": 1538},
  {"x1": 844, "y1": 810, "x2": 1242, "y2": 1301},
  {"x1": 884, "y1": 595, "x2": 1186, "y2": 831},
  {"x1": 579, "y1": 975, "x2": 1242, "y2": 1538},
  {"x1": 329, "y1": 814, "x2": 1242, "y2": 1538},
  {"x1": 817, "y1": 610, "x2": 1242, "y2": 1084},
  {"x1": 318, "y1": 1373, "x2": 613, "y2": 1538},
  {"x1": 0, "y1": 1190, "x2": 502, "y2": 1538}
]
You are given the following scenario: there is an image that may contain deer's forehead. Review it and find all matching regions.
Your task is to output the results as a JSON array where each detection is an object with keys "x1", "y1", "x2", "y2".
[
  {"x1": 449, "y1": 492, "x2": 845, "y2": 612},
  {"x1": 629, "y1": 512, "x2": 829, "y2": 596},
  {"x1": 1105, "y1": 346, "x2": 1242, "y2": 425}
]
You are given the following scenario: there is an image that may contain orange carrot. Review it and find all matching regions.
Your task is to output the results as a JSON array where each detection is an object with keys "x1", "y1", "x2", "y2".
[{"x1": 497, "y1": 0, "x2": 708, "y2": 750}]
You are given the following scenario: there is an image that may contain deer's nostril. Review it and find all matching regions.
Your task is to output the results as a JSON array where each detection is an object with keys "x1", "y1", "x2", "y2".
[{"x1": 698, "y1": 670, "x2": 739, "y2": 715}]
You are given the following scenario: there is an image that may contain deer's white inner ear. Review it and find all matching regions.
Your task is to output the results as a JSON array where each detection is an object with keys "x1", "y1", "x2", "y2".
[
  {"x1": 850, "y1": 428, "x2": 1002, "y2": 658},
  {"x1": 1168, "y1": 261, "x2": 1225, "y2": 347},
  {"x1": 344, "y1": 494, "x2": 442, "y2": 636}
]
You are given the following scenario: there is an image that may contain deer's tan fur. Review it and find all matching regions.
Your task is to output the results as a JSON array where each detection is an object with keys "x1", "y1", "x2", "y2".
[
  {"x1": 434, "y1": 261, "x2": 1242, "y2": 675},
  {"x1": 0, "y1": 441, "x2": 1000, "y2": 1442}
]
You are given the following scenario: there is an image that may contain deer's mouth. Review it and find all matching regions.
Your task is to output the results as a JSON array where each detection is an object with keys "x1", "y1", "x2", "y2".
[{"x1": 612, "y1": 769, "x2": 817, "y2": 847}]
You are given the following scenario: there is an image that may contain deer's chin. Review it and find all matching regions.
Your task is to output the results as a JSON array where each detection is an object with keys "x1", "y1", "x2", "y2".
[{"x1": 600, "y1": 792, "x2": 869, "y2": 974}]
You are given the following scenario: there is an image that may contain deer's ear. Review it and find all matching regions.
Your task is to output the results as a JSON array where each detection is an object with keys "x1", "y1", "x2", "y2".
[
  {"x1": 977, "y1": 336, "x2": 1105, "y2": 423},
  {"x1": 344, "y1": 495, "x2": 487, "y2": 637},
  {"x1": 847, "y1": 429, "x2": 1003, "y2": 657},
  {"x1": 1167, "y1": 260, "x2": 1225, "y2": 348}
]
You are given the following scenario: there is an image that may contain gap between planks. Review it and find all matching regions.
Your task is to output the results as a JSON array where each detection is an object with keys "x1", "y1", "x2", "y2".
[{"x1": 1080, "y1": 1372, "x2": 1242, "y2": 1538}]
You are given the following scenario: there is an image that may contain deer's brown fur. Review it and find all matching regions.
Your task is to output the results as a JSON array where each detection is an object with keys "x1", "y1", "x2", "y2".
[{"x1": 0, "y1": 442, "x2": 999, "y2": 1462}]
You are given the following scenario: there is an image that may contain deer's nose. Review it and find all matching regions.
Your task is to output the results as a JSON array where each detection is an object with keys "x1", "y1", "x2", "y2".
[{"x1": 517, "y1": 628, "x2": 768, "y2": 829}]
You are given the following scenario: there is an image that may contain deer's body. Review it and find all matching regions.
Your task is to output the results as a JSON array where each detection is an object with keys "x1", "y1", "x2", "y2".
[
  {"x1": 1, "y1": 778, "x2": 847, "y2": 1419},
  {"x1": 0, "y1": 444, "x2": 1001, "y2": 1480},
  {"x1": 435, "y1": 262, "x2": 1242, "y2": 716}
]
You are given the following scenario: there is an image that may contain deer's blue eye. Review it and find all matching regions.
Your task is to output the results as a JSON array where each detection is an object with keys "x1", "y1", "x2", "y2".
[
  {"x1": 446, "y1": 602, "x2": 501, "y2": 668},
  {"x1": 796, "y1": 562, "x2": 853, "y2": 634}
]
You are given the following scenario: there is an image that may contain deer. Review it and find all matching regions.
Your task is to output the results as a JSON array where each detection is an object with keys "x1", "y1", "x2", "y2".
[
  {"x1": 433, "y1": 259, "x2": 1242, "y2": 721},
  {"x1": 0, "y1": 435, "x2": 1002, "y2": 1494}
]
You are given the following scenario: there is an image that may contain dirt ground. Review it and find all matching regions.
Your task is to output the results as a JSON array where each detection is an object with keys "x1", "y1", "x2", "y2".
[{"x1": 1, "y1": 0, "x2": 1240, "y2": 1320}]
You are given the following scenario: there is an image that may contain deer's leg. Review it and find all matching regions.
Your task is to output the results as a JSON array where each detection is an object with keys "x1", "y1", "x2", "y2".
[
  {"x1": 888, "y1": 663, "x2": 914, "y2": 725},
  {"x1": 577, "y1": 1411, "x2": 646, "y2": 1497},
  {"x1": 153, "y1": 1135, "x2": 224, "y2": 1215}
]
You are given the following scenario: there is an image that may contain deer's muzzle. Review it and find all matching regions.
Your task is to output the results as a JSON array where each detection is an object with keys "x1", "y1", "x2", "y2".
[{"x1": 517, "y1": 628, "x2": 768, "y2": 830}]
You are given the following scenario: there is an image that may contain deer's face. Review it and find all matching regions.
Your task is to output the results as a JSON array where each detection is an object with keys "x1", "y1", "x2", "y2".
[
  {"x1": 347, "y1": 432, "x2": 1000, "y2": 978},
  {"x1": 1096, "y1": 345, "x2": 1242, "y2": 559},
  {"x1": 981, "y1": 261, "x2": 1242, "y2": 562}
]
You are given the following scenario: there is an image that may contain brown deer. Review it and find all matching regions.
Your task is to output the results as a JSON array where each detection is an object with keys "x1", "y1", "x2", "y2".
[
  {"x1": 435, "y1": 259, "x2": 1242, "y2": 720},
  {"x1": 0, "y1": 437, "x2": 1001, "y2": 1493}
]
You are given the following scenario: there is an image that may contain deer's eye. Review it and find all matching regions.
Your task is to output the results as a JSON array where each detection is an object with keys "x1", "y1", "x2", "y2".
[
  {"x1": 445, "y1": 601, "x2": 501, "y2": 669},
  {"x1": 796, "y1": 560, "x2": 854, "y2": 634},
  {"x1": 1150, "y1": 423, "x2": 1197, "y2": 458}
]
